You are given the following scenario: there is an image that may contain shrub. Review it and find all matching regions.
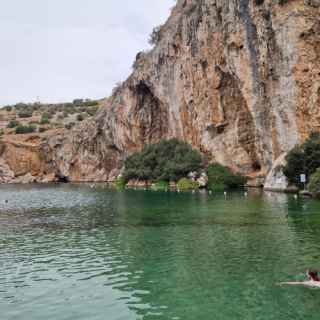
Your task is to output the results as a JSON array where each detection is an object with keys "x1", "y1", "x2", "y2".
[
  {"x1": 177, "y1": 178, "x2": 199, "y2": 191},
  {"x1": 39, "y1": 127, "x2": 47, "y2": 133},
  {"x1": 283, "y1": 132, "x2": 320, "y2": 188},
  {"x1": 149, "y1": 25, "x2": 162, "y2": 45},
  {"x1": 65, "y1": 122, "x2": 75, "y2": 130},
  {"x1": 115, "y1": 177, "x2": 126, "y2": 190},
  {"x1": 151, "y1": 181, "x2": 169, "y2": 191},
  {"x1": 123, "y1": 139, "x2": 202, "y2": 182},
  {"x1": 4, "y1": 106, "x2": 12, "y2": 112},
  {"x1": 73, "y1": 99, "x2": 84, "y2": 106},
  {"x1": 0, "y1": 129, "x2": 4, "y2": 136},
  {"x1": 307, "y1": 168, "x2": 320, "y2": 193},
  {"x1": 7, "y1": 120, "x2": 20, "y2": 128},
  {"x1": 83, "y1": 100, "x2": 99, "y2": 107},
  {"x1": 207, "y1": 164, "x2": 245, "y2": 191},
  {"x1": 76, "y1": 114, "x2": 84, "y2": 122},
  {"x1": 40, "y1": 114, "x2": 50, "y2": 124},
  {"x1": 15, "y1": 125, "x2": 36, "y2": 134},
  {"x1": 86, "y1": 106, "x2": 99, "y2": 116},
  {"x1": 18, "y1": 110, "x2": 33, "y2": 118}
]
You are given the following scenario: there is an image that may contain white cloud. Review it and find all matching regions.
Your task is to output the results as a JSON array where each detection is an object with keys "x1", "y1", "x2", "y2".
[{"x1": 0, "y1": 0, "x2": 173, "y2": 105}]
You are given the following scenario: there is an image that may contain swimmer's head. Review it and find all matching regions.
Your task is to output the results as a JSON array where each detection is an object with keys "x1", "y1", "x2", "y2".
[{"x1": 307, "y1": 269, "x2": 320, "y2": 281}]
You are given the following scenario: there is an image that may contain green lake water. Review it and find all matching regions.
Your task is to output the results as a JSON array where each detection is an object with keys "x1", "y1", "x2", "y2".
[{"x1": 1, "y1": 184, "x2": 320, "y2": 320}]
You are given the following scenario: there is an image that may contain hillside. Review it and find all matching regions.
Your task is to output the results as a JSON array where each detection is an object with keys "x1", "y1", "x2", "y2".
[{"x1": 0, "y1": 99, "x2": 101, "y2": 136}]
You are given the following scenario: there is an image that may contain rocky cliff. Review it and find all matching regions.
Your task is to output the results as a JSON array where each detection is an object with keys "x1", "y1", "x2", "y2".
[{"x1": 1, "y1": 0, "x2": 320, "y2": 185}]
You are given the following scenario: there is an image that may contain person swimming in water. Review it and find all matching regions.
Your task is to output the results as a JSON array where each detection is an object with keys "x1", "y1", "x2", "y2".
[
  {"x1": 279, "y1": 269, "x2": 320, "y2": 288},
  {"x1": 306, "y1": 269, "x2": 320, "y2": 282}
]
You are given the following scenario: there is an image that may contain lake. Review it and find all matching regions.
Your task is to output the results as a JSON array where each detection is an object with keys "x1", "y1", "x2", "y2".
[{"x1": 1, "y1": 184, "x2": 320, "y2": 320}]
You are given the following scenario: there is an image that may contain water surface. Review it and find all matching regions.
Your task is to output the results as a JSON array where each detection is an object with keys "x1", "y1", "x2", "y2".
[{"x1": 1, "y1": 184, "x2": 320, "y2": 320}]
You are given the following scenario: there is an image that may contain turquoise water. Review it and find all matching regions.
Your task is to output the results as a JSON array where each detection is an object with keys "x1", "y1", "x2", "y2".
[{"x1": 1, "y1": 184, "x2": 320, "y2": 320}]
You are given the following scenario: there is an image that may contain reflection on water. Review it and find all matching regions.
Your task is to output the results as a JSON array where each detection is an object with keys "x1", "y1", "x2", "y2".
[{"x1": 1, "y1": 184, "x2": 320, "y2": 320}]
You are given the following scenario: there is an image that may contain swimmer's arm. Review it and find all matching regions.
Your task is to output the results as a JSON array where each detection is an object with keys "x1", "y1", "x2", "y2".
[{"x1": 278, "y1": 281, "x2": 310, "y2": 286}]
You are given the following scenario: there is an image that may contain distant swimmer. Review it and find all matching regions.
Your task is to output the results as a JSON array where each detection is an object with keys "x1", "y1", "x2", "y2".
[{"x1": 279, "y1": 269, "x2": 320, "y2": 288}]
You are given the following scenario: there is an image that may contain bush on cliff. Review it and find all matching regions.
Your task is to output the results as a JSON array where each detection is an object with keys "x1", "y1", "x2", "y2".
[
  {"x1": 207, "y1": 164, "x2": 245, "y2": 191},
  {"x1": 7, "y1": 120, "x2": 20, "y2": 128},
  {"x1": 123, "y1": 139, "x2": 202, "y2": 182},
  {"x1": 40, "y1": 114, "x2": 50, "y2": 124},
  {"x1": 308, "y1": 168, "x2": 320, "y2": 193},
  {"x1": 18, "y1": 110, "x2": 33, "y2": 118},
  {"x1": 177, "y1": 178, "x2": 199, "y2": 191},
  {"x1": 283, "y1": 132, "x2": 320, "y2": 188},
  {"x1": 15, "y1": 125, "x2": 36, "y2": 134}
]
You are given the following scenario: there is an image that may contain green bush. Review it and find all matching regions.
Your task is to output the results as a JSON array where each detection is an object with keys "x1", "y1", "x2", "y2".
[
  {"x1": 0, "y1": 129, "x2": 4, "y2": 136},
  {"x1": 18, "y1": 110, "x2": 33, "y2": 118},
  {"x1": 177, "y1": 178, "x2": 199, "y2": 191},
  {"x1": 283, "y1": 133, "x2": 320, "y2": 188},
  {"x1": 4, "y1": 106, "x2": 12, "y2": 112},
  {"x1": 114, "y1": 177, "x2": 126, "y2": 190},
  {"x1": 123, "y1": 139, "x2": 202, "y2": 182},
  {"x1": 307, "y1": 168, "x2": 320, "y2": 193},
  {"x1": 40, "y1": 114, "x2": 50, "y2": 124},
  {"x1": 207, "y1": 164, "x2": 245, "y2": 191},
  {"x1": 151, "y1": 181, "x2": 169, "y2": 191},
  {"x1": 7, "y1": 120, "x2": 20, "y2": 128},
  {"x1": 15, "y1": 125, "x2": 36, "y2": 134}
]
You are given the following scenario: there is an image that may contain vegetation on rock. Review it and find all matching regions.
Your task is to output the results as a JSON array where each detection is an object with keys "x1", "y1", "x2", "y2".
[
  {"x1": 114, "y1": 177, "x2": 126, "y2": 190},
  {"x1": 177, "y1": 178, "x2": 199, "y2": 191},
  {"x1": 7, "y1": 120, "x2": 20, "y2": 128},
  {"x1": 151, "y1": 181, "x2": 169, "y2": 191},
  {"x1": 307, "y1": 168, "x2": 320, "y2": 193},
  {"x1": 40, "y1": 114, "x2": 50, "y2": 124},
  {"x1": 0, "y1": 98, "x2": 101, "y2": 135},
  {"x1": 207, "y1": 164, "x2": 246, "y2": 191},
  {"x1": 283, "y1": 133, "x2": 320, "y2": 188},
  {"x1": 123, "y1": 139, "x2": 202, "y2": 182},
  {"x1": 149, "y1": 25, "x2": 162, "y2": 45},
  {"x1": 15, "y1": 125, "x2": 36, "y2": 134}
]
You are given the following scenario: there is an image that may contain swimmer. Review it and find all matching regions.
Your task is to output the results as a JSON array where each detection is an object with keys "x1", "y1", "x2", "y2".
[{"x1": 279, "y1": 269, "x2": 320, "y2": 288}]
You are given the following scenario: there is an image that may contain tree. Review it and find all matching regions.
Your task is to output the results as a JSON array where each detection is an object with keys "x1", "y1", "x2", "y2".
[
  {"x1": 123, "y1": 139, "x2": 202, "y2": 182},
  {"x1": 283, "y1": 132, "x2": 320, "y2": 187},
  {"x1": 207, "y1": 164, "x2": 246, "y2": 191},
  {"x1": 149, "y1": 25, "x2": 162, "y2": 45}
]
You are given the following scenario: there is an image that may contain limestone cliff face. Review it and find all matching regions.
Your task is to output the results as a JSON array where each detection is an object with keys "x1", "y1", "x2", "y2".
[{"x1": 1, "y1": 0, "x2": 320, "y2": 184}]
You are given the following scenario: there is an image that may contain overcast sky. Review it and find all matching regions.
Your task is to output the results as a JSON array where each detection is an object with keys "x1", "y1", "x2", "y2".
[{"x1": 0, "y1": 0, "x2": 174, "y2": 106}]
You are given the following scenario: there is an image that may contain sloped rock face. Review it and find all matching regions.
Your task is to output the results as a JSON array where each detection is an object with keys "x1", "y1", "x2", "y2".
[{"x1": 1, "y1": 0, "x2": 320, "y2": 184}]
